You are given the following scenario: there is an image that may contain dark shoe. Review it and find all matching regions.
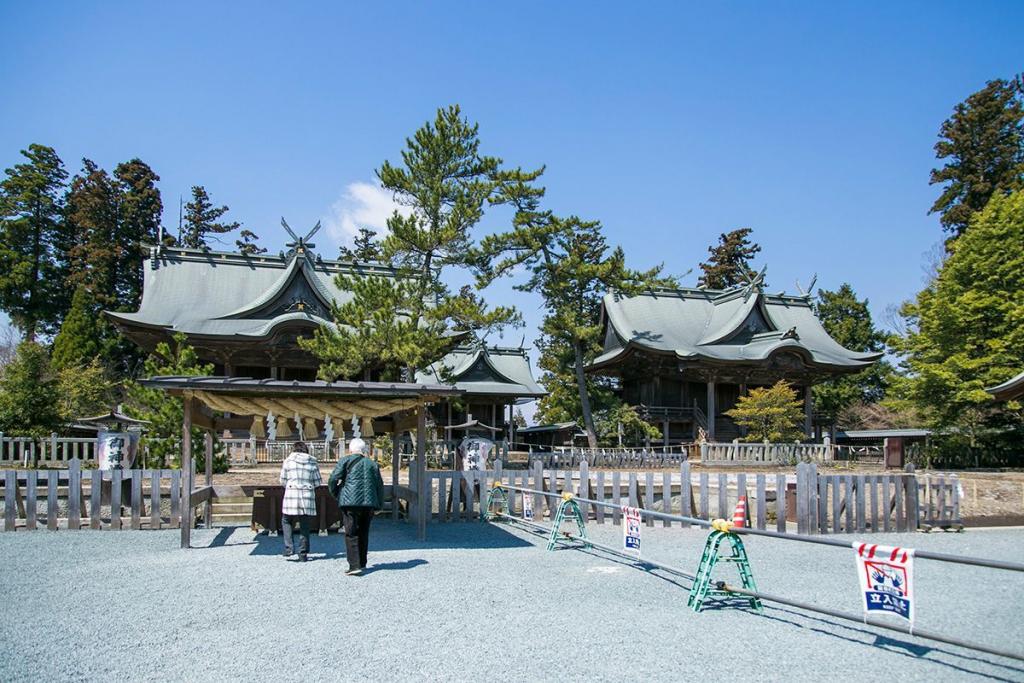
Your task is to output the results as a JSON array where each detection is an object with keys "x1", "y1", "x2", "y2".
[
  {"x1": 283, "y1": 549, "x2": 293, "y2": 558},
  {"x1": 298, "y1": 554, "x2": 308, "y2": 562}
]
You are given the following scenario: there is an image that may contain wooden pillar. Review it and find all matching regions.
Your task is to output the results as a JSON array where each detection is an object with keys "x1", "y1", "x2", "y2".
[
  {"x1": 416, "y1": 405, "x2": 428, "y2": 541},
  {"x1": 706, "y1": 380, "x2": 717, "y2": 442},
  {"x1": 204, "y1": 432, "x2": 213, "y2": 529},
  {"x1": 803, "y1": 385, "x2": 813, "y2": 439},
  {"x1": 180, "y1": 397, "x2": 193, "y2": 549},
  {"x1": 663, "y1": 419, "x2": 670, "y2": 447},
  {"x1": 391, "y1": 428, "x2": 400, "y2": 521}
]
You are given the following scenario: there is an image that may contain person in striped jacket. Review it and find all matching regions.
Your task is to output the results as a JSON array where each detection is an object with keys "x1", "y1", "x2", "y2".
[{"x1": 279, "y1": 442, "x2": 323, "y2": 561}]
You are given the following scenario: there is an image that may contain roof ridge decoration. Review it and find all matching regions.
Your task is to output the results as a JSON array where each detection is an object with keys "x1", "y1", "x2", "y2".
[
  {"x1": 215, "y1": 252, "x2": 335, "y2": 321},
  {"x1": 281, "y1": 217, "x2": 322, "y2": 260}
]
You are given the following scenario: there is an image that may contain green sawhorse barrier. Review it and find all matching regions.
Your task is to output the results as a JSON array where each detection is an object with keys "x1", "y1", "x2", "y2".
[
  {"x1": 547, "y1": 492, "x2": 589, "y2": 551},
  {"x1": 484, "y1": 485, "x2": 508, "y2": 521},
  {"x1": 687, "y1": 520, "x2": 763, "y2": 613}
]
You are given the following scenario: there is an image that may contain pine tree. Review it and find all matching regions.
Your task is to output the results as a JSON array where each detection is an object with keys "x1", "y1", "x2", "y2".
[
  {"x1": 0, "y1": 341, "x2": 62, "y2": 437},
  {"x1": 180, "y1": 185, "x2": 240, "y2": 249},
  {"x1": 477, "y1": 189, "x2": 672, "y2": 447},
  {"x1": 235, "y1": 229, "x2": 266, "y2": 255},
  {"x1": 697, "y1": 227, "x2": 761, "y2": 289},
  {"x1": 0, "y1": 144, "x2": 69, "y2": 340},
  {"x1": 812, "y1": 283, "x2": 892, "y2": 423},
  {"x1": 113, "y1": 159, "x2": 163, "y2": 305},
  {"x1": 930, "y1": 77, "x2": 1024, "y2": 240},
  {"x1": 513, "y1": 408, "x2": 527, "y2": 428},
  {"x1": 725, "y1": 380, "x2": 805, "y2": 442},
  {"x1": 65, "y1": 159, "x2": 124, "y2": 309},
  {"x1": 338, "y1": 227, "x2": 383, "y2": 261},
  {"x1": 303, "y1": 105, "x2": 525, "y2": 380}
]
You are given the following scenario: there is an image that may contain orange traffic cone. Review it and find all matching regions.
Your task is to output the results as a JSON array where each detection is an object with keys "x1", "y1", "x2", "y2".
[{"x1": 732, "y1": 495, "x2": 747, "y2": 528}]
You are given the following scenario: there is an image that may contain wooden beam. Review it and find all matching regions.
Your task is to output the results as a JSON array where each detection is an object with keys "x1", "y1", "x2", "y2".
[
  {"x1": 416, "y1": 404, "x2": 427, "y2": 541},
  {"x1": 204, "y1": 432, "x2": 213, "y2": 529},
  {"x1": 181, "y1": 397, "x2": 193, "y2": 549},
  {"x1": 391, "y1": 429, "x2": 400, "y2": 521}
]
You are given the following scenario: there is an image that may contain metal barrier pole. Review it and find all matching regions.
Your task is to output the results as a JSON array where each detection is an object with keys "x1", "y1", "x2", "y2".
[{"x1": 495, "y1": 483, "x2": 1024, "y2": 574}]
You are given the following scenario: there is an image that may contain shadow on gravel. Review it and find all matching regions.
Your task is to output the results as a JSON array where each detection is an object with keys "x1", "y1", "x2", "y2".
[
  {"x1": 362, "y1": 559, "x2": 428, "y2": 574},
  {"x1": 756, "y1": 606, "x2": 1024, "y2": 682}
]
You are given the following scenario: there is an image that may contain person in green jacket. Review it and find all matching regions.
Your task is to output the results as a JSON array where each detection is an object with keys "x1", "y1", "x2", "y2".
[{"x1": 328, "y1": 437, "x2": 384, "y2": 575}]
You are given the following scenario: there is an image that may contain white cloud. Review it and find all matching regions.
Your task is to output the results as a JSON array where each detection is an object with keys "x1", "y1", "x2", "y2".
[{"x1": 323, "y1": 181, "x2": 411, "y2": 246}]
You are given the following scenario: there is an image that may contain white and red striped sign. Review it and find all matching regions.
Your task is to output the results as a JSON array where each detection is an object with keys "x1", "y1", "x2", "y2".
[{"x1": 853, "y1": 542, "x2": 915, "y2": 623}]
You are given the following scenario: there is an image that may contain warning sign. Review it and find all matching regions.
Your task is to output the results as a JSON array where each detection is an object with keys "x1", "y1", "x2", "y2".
[
  {"x1": 853, "y1": 542, "x2": 915, "y2": 623},
  {"x1": 623, "y1": 506, "x2": 642, "y2": 555},
  {"x1": 523, "y1": 492, "x2": 534, "y2": 521}
]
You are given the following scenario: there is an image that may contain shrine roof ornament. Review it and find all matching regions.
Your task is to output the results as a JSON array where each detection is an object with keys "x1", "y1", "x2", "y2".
[{"x1": 281, "y1": 217, "x2": 322, "y2": 259}]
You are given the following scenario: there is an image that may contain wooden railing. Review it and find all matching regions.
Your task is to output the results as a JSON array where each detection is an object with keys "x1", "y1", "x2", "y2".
[
  {"x1": 700, "y1": 441, "x2": 833, "y2": 464},
  {"x1": 0, "y1": 433, "x2": 98, "y2": 466}
]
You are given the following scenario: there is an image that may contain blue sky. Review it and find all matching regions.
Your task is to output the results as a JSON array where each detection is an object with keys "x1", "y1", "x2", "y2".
[{"x1": 1, "y1": 1, "x2": 1021, "y2": 353}]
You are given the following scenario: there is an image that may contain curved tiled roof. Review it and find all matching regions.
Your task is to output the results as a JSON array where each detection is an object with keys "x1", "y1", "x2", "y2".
[
  {"x1": 417, "y1": 345, "x2": 546, "y2": 398},
  {"x1": 591, "y1": 284, "x2": 881, "y2": 373},
  {"x1": 106, "y1": 246, "x2": 398, "y2": 340},
  {"x1": 988, "y1": 370, "x2": 1024, "y2": 401}
]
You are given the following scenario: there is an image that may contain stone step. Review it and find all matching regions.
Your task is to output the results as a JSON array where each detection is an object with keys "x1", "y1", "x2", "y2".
[
  {"x1": 209, "y1": 513, "x2": 252, "y2": 524},
  {"x1": 212, "y1": 502, "x2": 252, "y2": 512}
]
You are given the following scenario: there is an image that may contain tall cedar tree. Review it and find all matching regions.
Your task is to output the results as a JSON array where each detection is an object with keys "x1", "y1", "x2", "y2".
[
  {"x1": 301, "y1": 106, "x2": 527, "y2": 380},
  {"x1": 180, "y1": 185, "x2": 240, "y2": 249},
  {"x1": 338, "y1": 227, "x2": 383, "y2": 261},
  {"x1": 64, "y1": 158, "x2": 162, "y2": 376},
  {"x1": 0, "y1": 145, "x2": 69, "y2": 340},
  {"x1": 51, "y1": 286, "x2": 106, "y2": 370},
  {"x1": 476, "y1": 179, "x2": 671, "y2": 447},
  {"x1": 725, "y1": 380, "x2": 805, "y2": 442},
  {"x1": 931, "y1": 77, "x2": 1024, "y2": 240},
  {"x1": 697, "y1": 227, "x2": 761, "y2": 289},
  {"x1": 891, "y1": 190, "x2": 1024, "y2": 443},
  {"x1": 812, "y1": 283, "x2": 892, "y2": 424}
]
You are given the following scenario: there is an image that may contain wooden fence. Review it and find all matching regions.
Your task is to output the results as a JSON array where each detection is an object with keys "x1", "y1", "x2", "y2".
[
  {"x1": 0, "y1": 433, "x2": 98, "y2": 466},
  {"x1": 700, "y1": 441, "x2": 833, "y2": 464},
  {"x1": 1, "y1": 460, "x2": 190, "y2": 531},
  {"x1": 414, "y1": 461, "x2": 962, "y2": 534}
]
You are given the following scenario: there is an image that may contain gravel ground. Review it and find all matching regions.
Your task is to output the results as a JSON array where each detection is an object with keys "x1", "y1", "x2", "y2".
[{"x1": 1, "y1": 522, "x2": 1023, "y2": 682}]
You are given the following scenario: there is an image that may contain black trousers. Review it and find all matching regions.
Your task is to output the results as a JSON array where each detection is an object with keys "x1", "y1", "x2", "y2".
[
  {"x1": 341, "y1": 507, "x2": 374, "y2": 570},
  {"x1": 282, "y1": 514, "x2": 313, "y2": 556}
]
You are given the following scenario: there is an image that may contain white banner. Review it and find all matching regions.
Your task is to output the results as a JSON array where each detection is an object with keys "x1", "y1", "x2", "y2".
[
  {"x1": 623, "y1": 506, "x2": 642, "y2": 555},
  {"x1": 853, "y1": 542, "x2": 915, "y2": 623},
  {"x1": 96, "y1": 431, "x2": 139, "y2": 471},
  {"x1": 523, "y1": 492, "x2": 534, "y2": 521}
]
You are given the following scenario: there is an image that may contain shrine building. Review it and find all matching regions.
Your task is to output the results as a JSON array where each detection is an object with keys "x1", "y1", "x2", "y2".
[
  {"x1": 586, "y1": 271, "x2": 882, "y2": 444},
  {"x1": 107, "y1": 228, "x2": 543, "y2": 443}
]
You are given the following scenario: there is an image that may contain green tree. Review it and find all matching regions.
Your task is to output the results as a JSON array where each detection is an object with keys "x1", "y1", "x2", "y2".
[
  {"x1": 891, "y1": 190, "x2": 1024, "y2": 443},
  {"x1": 725, "y1": 380, "x2": 805, "y2": 442},
  {"x1": 180, "y1": 185, "x2": 240, "y2": 249},
  {"x1": 303, "y1": 105, "x2": 525, "y2": 380},
  {"x1": 595, "y1": 401, "x2": 662, "y2": 447},
  {"x1": 0, "y1": 144, "x2": 69, "y2": 340},
  {"x1": 114, "y1": 159, "x2": 163, "y2": 305},
  {"x1": 338, "y1": 227, "x2": 383, "y2": 261},
  {"x1": 235, "y1": 229, "x2": 266, "y2": 255},
  {"x1": 478, "y1": 200, "x2": 672, "y2": 447},
  {"x1": 697, "y1": 227, "x2": 761, "y2": 289},
  {"x1": 55, "y1": 359, "x2": 113, "y2": 424},
  {"x1": 51, "y1": 286, "x2": 107, "y2": 371},
  {"x1": 930, "y1": 77, "x2": 1024, "y2": 240},
  {"x1": 812, "y1": 283, "x2": 892, "y2": 424},
  {"x1": 125, "y1": 333, "x2": 214, "y2": 468},
  {"x1": 0, "y1": 341, "x2": 62, "y2": 437},
  {"x1": 513, "y1": 408, "x2": 527, "y2": 428}
]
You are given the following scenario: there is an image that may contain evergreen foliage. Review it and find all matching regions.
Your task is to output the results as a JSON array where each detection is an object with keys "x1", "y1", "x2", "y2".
[
  {"x1": 811, "y1": 283, "x2": 892, "y2": 424},
  {"x1": 51, "y1": 286, "x2": 107, "y2": 371},
  {"x1": 0, "y1": 144, "x2": 69, "y2": 340},
  {"x1": 338, "y1": 227, "x2": 383, "y2": 261},
  {"x1": 725, "y1": 380, "x2": 805, "y2": 442},
  {"x1": 180, "y1": 185, "x2": 240, "y2": 249},
  {"x1": 512, "y1": 408, "x2": 527, "y2": 428},
  {"x1": 0, "y1": 341, "x2": 63, "y2": 437},
  {"x1": 303, "y1": 105, "x2": 525, "y2": 380},
  {"x1": 595, "y1": 402, "x2": 662, "y2": 446},
  {"x1": 930, "y1": 77, "x2": 1024, "y2": 240},
  {"x1": 235, "y1": 229, "x2": 266, "y2": 255},
  {"x1": 54, "y1": 359, "x2": 113, "y2": 425},
  {"x1": 890, "y1": 190, "x2": 1024, "y2": 445},
  {"x1": 477, "y1": 175, "x2": 672, "y2": 446},
  {"x1": 697, "y1": 227, "x2": 761, "y2": 289},
  {"x1": 125, "y1": 333, "x2": 214, "y2": 468}
]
